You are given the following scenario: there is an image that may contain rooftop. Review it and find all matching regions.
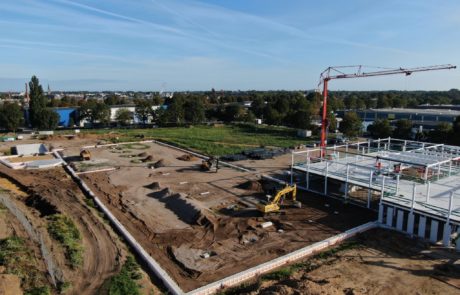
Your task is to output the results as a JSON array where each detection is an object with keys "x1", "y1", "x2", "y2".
[{"x1": 363, "y1": 108, "x2": 460, "y2": 116}]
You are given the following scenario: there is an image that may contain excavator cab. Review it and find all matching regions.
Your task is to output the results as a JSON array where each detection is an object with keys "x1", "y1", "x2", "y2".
[
  {"x1": 201, "y1": 156, "x2": 219, "y2": 172},
  {"x1": 257, "y1": 184, "x2": 301, "y2": 214}
]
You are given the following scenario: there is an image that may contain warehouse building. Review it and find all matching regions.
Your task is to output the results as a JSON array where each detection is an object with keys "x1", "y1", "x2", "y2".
[{"x1": 337, "y1": 108, "x2": 460, "y2": 131}]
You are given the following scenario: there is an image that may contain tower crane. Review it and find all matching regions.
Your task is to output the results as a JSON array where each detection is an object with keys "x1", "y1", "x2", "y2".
[{"x1": 318, "y1": 64, "x2": 457, "y2": 156}]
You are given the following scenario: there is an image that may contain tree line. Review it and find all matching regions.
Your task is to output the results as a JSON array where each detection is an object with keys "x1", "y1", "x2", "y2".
[
  {"x1": 0, "y1": 75, "x2": 459, "y2": 134},
  {"x1": 340, "y1": 112, "x2": 460, "y2": 145}
]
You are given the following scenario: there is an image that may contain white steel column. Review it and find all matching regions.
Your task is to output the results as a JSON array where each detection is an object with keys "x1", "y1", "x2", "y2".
[
  {"x1": 345, "y1": 164, "x2": 350, "y2": 200},
  {"x1": 345, "y1": 143, "x2": 349, "y2": 160},
  {"x1": 443, "y1": 191, "x2": 454, "y2": 246},
  {"x1": 378, "y1": 176, "x2": 385, "y2": 224},
  {"x1": 437, "y1": 164, "x2": 441, "y2": 181},
  {"x1": 425, "y1": 181, "x2": 431, "y2": 203},
  {"x1": 411, "y1": 183, "x2": 417, "y2": 210},
  {"x1": 424, "y1": 166, "x2": 429, "y2": 182},
  {"x1": 367, "y1": 170, "x2": 373, "y2": 208},
  {"x1": 396, "y1": 174, "x2": 400, "y2": 195}
]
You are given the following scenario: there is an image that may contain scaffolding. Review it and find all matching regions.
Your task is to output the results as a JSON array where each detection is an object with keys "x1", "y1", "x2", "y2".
[{"x1": 291, "y1": 137, "x2": 460, "y2": 223}]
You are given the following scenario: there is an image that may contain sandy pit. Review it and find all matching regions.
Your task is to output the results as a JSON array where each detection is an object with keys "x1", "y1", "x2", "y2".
[
  {"x1": 75, "y1": 142, "x2": 376, "y2": 291},
  {"x1": 229, "y1": 228, "x2": 460, "y2": 295}
]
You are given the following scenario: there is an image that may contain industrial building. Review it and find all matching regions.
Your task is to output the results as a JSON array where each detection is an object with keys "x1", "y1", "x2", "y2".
[
  {"x1": 337, "y1": 108, "x2": 460, "y2": 131},
  {"x1": 54, "y1": 107, "x2": 78, "y2": 127}
]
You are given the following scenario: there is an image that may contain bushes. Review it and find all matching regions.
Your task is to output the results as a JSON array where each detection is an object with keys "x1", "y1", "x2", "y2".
[
  {"x1": 24, "y1": 286, "x2": 51, "y2": 295},
  {"x1": 106, "y1": 256, "x2": 142, "y2": 295},
  {"x1": 0, "y1": 236, "x2": 50, "y2": 293},
  {"x1": 47, "y1": 214, "x2": 83, "y2": 268}
]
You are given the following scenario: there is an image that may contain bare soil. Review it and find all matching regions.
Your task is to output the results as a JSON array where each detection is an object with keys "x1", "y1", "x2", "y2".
[
  {"x1": 78, "y1": 142, "x2": 376, "y2": 291},
  {"x1": 0, "y1": 192, "x2": 50, "y2": 293},
  {"x1": 0, "y1": 274, "x2": 22, "y2": 295},
  {"x1": 6, "y1": 154, "x2": 55, "y2": 163},
  {"x1": 225, "y1": 228, "x2": 460, "y2": 295},
  {"x1": 0, "y1": 166, "x2": 125, "y2": 295}
]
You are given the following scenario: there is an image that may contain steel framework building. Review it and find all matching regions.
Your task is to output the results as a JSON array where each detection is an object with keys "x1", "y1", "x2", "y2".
[{"x1": 291, "y1": 137, "x2": 460, "y2": 223}]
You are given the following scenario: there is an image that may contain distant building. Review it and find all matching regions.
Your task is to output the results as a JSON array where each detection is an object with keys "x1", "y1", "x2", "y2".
[
  {"x1": 110, "y1": 104, "x2": 136, "y2": 123},
  {"x1": 53, "y1": 107, "x2": 78, "y2": 127},
  {"x1": 109, "y1": 104, "x2": 161, "y2": 124},
  {"x1": 13, "y1": 143, "x2": 48, "y2": 156},
  {"x1": 416, "y1": 104, "x2": 460, "y2": 111},
  {"x1": 160, "y1": 91, "x2": 174, "y2": 99},
  {"x1": 337, "y1": 108, "x2": 460, "y2": 132}
]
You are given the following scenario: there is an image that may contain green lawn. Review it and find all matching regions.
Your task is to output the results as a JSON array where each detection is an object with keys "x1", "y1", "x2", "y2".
[{"x1": 81, "y1": 124, "x2": 315, "y2": 156}]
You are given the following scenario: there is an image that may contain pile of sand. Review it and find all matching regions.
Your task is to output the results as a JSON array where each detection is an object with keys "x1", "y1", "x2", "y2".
[
  {"x1": 142, "y1": 155, "x2": 154, "y2": 162},
  {"x1": 0, "y1": 274, "x2": 22, "y2": 295},
  {"x1": 177, "y1": 154, "x2": 198, "y2": 161},
  {"x1": 149, "y1": 187, "x2": 217, "y2": 227},
  {"x1": 153, "y1": 159, "x2": 168, "y2": 168},
  {"x1": 237, "y1": 180, "x2": 263, "y2": 192},
  {"x1": 145, "y1": 181, "x2": 160, "y2": 190}
]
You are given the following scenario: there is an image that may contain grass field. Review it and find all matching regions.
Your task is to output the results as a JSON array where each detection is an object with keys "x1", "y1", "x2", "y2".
[{"x1": 82, "y1": 124, "x2": 315, "y2": 156}]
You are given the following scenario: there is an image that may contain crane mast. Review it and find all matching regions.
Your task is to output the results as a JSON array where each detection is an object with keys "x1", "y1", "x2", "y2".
[{"x1": 318, "y1": 64, "x2": 456, "y2": 157}]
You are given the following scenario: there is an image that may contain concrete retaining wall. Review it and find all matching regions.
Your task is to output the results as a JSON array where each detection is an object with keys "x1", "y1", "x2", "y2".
[{"x1": 53, "y1": 151, "x2": 185, "y2": 295}]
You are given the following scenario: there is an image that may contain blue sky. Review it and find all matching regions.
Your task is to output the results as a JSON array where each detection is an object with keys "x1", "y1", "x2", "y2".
[{"x1": 0, "y1": 0, "x2": 459, "y2": 91}]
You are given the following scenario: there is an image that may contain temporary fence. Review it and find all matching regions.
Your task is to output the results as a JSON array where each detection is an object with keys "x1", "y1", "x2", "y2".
[{"x1": 0, "y1": 193, "x2": 62, "y2": 287}]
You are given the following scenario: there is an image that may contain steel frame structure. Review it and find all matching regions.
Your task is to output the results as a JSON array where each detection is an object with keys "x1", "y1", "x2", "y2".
[{"x1": 291, "y1": 137, "x2": 460, "y2": 222}]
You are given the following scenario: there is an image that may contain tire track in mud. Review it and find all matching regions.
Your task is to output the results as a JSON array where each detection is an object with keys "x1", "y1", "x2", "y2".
[{"x1": 0, "y1": 166, "x2": 124, "y2": 295}]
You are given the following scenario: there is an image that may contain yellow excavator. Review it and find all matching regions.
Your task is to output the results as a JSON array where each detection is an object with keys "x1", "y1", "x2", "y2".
[
  {"x1": 257, "y1": 184, "x2": 301, "y2": 214},
  {"x1": 201, "y1": 156, "x2": 219, "y2": 172}
]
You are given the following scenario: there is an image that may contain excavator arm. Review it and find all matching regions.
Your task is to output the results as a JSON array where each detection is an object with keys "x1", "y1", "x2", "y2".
[{"x1": 257, "y1": 184, "x2": 299, "y2": 214}]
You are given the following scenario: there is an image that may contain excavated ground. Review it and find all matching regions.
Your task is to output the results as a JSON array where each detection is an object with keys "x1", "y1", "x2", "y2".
[
  {"x1": 79, "y1": 142, "x2": 376, "y2": 291},
  {"x1": 225, "y1": 228, "x2": 460, "y2": 295},
  {"x1": 0, "y1": 166, "x2": 125, "y2": 295},
  {"x1": 0, "y1": 194, "x2": 50, "y2": 294}
]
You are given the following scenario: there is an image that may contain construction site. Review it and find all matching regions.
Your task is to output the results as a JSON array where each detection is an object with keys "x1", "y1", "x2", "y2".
[{"x1": 0, "y1": 65, "x2": 458, "y2": 295}]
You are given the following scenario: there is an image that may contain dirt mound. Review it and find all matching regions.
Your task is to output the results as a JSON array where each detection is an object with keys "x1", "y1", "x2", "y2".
[
  {"x1": 196, "y1": 210, "x2": 218, "y2": 230},
  {"x1": 137, "y1": 152, "x2": 148, "y2": 157},
  {"x1": 153, "y1": 159, "x2": 168, "y2": 168},
  {"x1": 150, "y1": 189, "x2": 214, "y2": 226},
  {"x1": 161, "y1": 193, "x2": 201, "y2": 224},
  {"x1": 149, "y1": 187, "x2": 172, "y2": 198},
  {"x1": 145, "y1": 182, "x2": 160, "y2": 190},
  {"x1": 142, "y1": 155, "x2": 154, "y2": 162},
  {"x1": 237, "y1": 180, "x2": 263, "y2": 192},
  {"x1": 25, "y1": 194, "x2": 60, "y2": 217},
  {"x1": 177, "y1": 154, "x2": 198, "y2": 161}
]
